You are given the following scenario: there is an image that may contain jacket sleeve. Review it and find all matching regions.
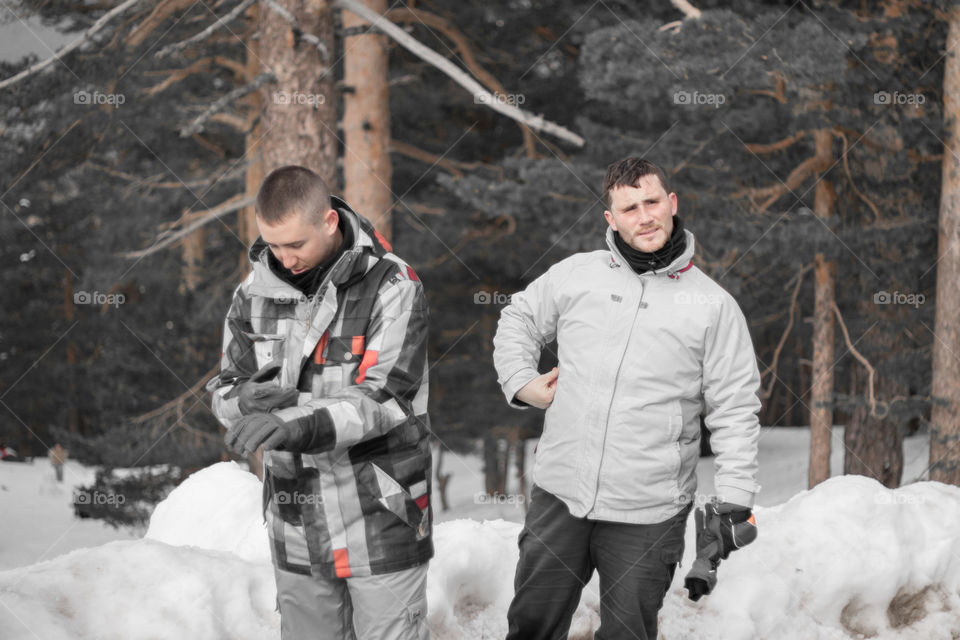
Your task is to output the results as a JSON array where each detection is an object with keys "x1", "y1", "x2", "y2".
[
  {"x1": 270, "y1": 277, "x2": 428, "y2": 453},
  {"x1": 701, "y1": 295, "x2": 762, "y2": 509},
  {"x1": 206, "y1": 282, "x2": 258, "y2": 430},
  {"x1": 493, "y1": 265, "x2": 562, "y2": 408}
]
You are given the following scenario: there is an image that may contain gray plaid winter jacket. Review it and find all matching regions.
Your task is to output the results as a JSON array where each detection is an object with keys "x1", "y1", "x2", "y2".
[{"x1": 207, "y1": 198, "x2": 433, "y2": 578}]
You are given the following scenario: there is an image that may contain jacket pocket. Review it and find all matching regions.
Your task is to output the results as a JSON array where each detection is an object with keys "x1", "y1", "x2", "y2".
[
  {"x1": 358, "y1": 461, "x2": 430, "y2": 539},
  {"x1": 242, "y1": 332, "x2": 286, "y2": 370}
]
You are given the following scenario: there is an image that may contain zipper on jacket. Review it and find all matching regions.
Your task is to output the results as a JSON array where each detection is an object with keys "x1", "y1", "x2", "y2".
[{"x1": 588, "y1": 278, "x2": 646, "y2": 516}]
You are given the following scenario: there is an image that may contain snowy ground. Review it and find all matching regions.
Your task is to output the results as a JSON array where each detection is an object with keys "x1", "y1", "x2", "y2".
[{"x1": 2, "y1": 428, "x2": 954, "y2": 639}]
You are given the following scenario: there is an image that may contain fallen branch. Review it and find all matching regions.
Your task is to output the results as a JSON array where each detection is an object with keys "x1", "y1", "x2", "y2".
[
  {"x1": 333, "y1": 0, "x2": 584, "y2": 147},
  {"x1": 832, "y1": 300, "x2": 878, "y2": 417},
  {"x1": 155, "y1": 0, "x2": 256, "y2": 58},
  {"x1": 0, "y1": 0, "x2": 143, "y2": 90},
  {"x1": 179, "y1": 71, "x2": 276, "y2": 137},
  {"x1": 119, "y1": 193, "x2": 255, "y2": 259}
]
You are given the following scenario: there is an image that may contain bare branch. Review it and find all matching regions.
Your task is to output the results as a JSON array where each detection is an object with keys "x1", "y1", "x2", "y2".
[
  {"x1": 119, "y1": 193, "x2": 255, "y2": 259},
  {"x1": 179, "y1": 71, "x2": 276, "y2": 137},
  {"x1": 332, "y1": 0, "x2": 584, "y2": 147},
  {"x1": 834, "y1": 128, "x2": 882, "y2": 221},
  {"x1": 759, "y1": 263, "x2": 811, "y2": 399},
  {"x1": 745, "y1": 131, "x2": 807, "y2": 154},
  {"x1": 155, "y1": 0, "x2": 257, "y2": 58},
  {"x1": 832, "y1": 300, "x2": 879, "y2": 417},
  {"x1": 0, "y1": 0, "x2": 143, "y2": 91},
  {"x1": 670, "y1": 0, "x2": 702, "y2": 19},
  {"x1": 127, "y1": 0, "x2": 195, "y2": 47}
]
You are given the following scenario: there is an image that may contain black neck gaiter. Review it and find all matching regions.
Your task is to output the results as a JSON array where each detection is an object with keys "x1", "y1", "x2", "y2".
[
  {"x1": 613, "y1": 215, "x2": 687, "y2": 275},
  {"x1": 269, "y1": 217, "x2": 354, "y2": 296}
]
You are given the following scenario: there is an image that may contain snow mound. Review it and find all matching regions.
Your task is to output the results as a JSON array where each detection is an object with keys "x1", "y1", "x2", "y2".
[
  {"x1": 0, "y1": 539, "x2": 277, "y2": 639},
  {"x1": 662, "y1": 475, "x2": 960, "y2": 639},
  {"x1": 145, "y1": 461, "x2": 270, "y2": 563},
  {"x1": 4, "y1": 463, "x2": 960, "y2": 639}
]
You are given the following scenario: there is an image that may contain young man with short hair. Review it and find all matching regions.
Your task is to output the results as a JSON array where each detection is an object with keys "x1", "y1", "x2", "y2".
[
  {"x1": 494, "y1": 157, "x2": 761, "y2": 639},
  {"x1": 208, "y1": 165, "x2": 432, "y2": 639}
]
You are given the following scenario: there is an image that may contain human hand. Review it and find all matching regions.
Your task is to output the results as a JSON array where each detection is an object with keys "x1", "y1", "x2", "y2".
[{"x1": 514, "y1": 367, "x2": 559, "y2": 410}]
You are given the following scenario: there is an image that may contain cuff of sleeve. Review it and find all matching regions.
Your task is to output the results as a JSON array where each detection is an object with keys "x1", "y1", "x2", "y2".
[
  {"x1": 502, "y1": 367, "x2": 540, "y2": 409},
  {"x1": 217, "y1": 393, "x2": 244, "y2": 422},
  {"x1": 715, "y1": 483, "x2": 757, "y2": 510}
]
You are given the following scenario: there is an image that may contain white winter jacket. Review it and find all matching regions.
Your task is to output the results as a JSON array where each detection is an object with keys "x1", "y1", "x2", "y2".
[{"x1": 493, "y1": 227, "x2": 761, "y2": 524}]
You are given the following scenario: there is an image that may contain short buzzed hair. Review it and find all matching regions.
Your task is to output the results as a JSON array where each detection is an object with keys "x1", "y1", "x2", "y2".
[
  {"x1": 256, "y1": 165, "x2": 331, "y2": 226},
  {"x1": 602, "y1": 157, "x2": 671, "y2": 208}
]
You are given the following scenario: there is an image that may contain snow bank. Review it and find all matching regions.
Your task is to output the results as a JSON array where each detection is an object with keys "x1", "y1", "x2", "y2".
[{"x1": 4, "y1": 462, "x2": 960, "y2": 639}]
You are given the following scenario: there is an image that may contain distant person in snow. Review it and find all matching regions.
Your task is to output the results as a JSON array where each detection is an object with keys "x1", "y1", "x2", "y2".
[
  {"x1": 0, "y1": 443, "x2": 23, "y2": 462},
  {"x1": 207, "y1": 166, "x2": 432, "y2": 640},
  {"x1": 48, "y1": 444, "x2": 68, "y2": 482},
  {"x1": 493, "y1": 157, "x2": 762, "y2": 639}
]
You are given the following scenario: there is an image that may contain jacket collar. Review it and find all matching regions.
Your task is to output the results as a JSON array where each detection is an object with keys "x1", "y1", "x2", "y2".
[
  {"x1": 246, "y1": 197, "x2": 387, "y2": 301},
  {"x1": 605, "y1": 227, "x2": 696, "y2": 276}
]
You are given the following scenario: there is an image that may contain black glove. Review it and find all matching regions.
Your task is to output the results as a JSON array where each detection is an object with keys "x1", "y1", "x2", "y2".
[
  {"x1": 226, "y1": 413, "x2": 291, "y2": 456},
  {"x1": 683, "y1": 500, "x2": 757, "y2": 601},
  {"x1": 237, "y1": 382, "x2": 299, "y2": 415},
  {"x1": 714, "y1": 502, "x2": 757, "y2": 560}
]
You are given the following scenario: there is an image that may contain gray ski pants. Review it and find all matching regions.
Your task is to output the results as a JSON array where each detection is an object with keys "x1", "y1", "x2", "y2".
[{"x1": 274, "y1": 563, "x2": 429, "y2": 640}]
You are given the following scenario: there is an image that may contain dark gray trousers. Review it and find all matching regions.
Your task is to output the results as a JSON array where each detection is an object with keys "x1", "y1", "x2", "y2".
[{"x1": 506, "y1": 485, "x2": 689, "y2": 640}]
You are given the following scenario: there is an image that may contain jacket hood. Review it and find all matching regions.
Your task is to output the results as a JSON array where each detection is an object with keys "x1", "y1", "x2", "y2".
[
  {"x1": 246, "y1": 196, "x2": 392, "y2": 299},
  {"x1": 605, "y1": 226, "x2": 696, "y2": 276}
]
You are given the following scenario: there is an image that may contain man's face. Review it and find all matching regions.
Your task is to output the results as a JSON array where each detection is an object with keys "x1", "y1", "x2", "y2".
[
  {"x1": 604, "y1": 174, "x2": 678, "y2": 253},
  {"x1": 257, "y1": 208, "x2": 340, "y2": 274}
]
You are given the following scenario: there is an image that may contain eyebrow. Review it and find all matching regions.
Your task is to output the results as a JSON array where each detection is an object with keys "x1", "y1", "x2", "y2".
[{"x1": 266, "y1": 240, "x2": 305, "y2": 248}]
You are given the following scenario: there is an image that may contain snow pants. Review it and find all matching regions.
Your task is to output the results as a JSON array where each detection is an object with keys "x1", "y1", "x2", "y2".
[
  {"x1": 506, "y1": 485, "x2": 689, "y2": 640},
  {"x1": 273, "y1": 562, "x2": 429, "y2": 640}
]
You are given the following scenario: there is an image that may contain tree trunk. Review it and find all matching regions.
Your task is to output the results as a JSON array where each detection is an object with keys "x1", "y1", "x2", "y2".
[
  {"x1": 179, "y1": 226, "x2": 204, "y2": 294},
  {"x1": 435, "y1": 441, "x2": 451, "y2": 511},
  {"x1": 809, "y1": 128, "x2": 836, "y2": 488},
  {"x1": 64, "y1": 268, "x2": 80, "y2": 435},
  {"x1": 844, "y1": 363, "x2": 903, "y2": 488},
  {"x1": 342, "y1": 0, "x2": 393, "y2": 239},
  {"x1": 930, "y1": 6, "x2": 960, "y2": 485},
  {"x1": 258, "y1": 0, "x2": 338, "y2": 185},
  {"x1": 483, "y1": 435, "x2": 507, "y2": 496}
]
